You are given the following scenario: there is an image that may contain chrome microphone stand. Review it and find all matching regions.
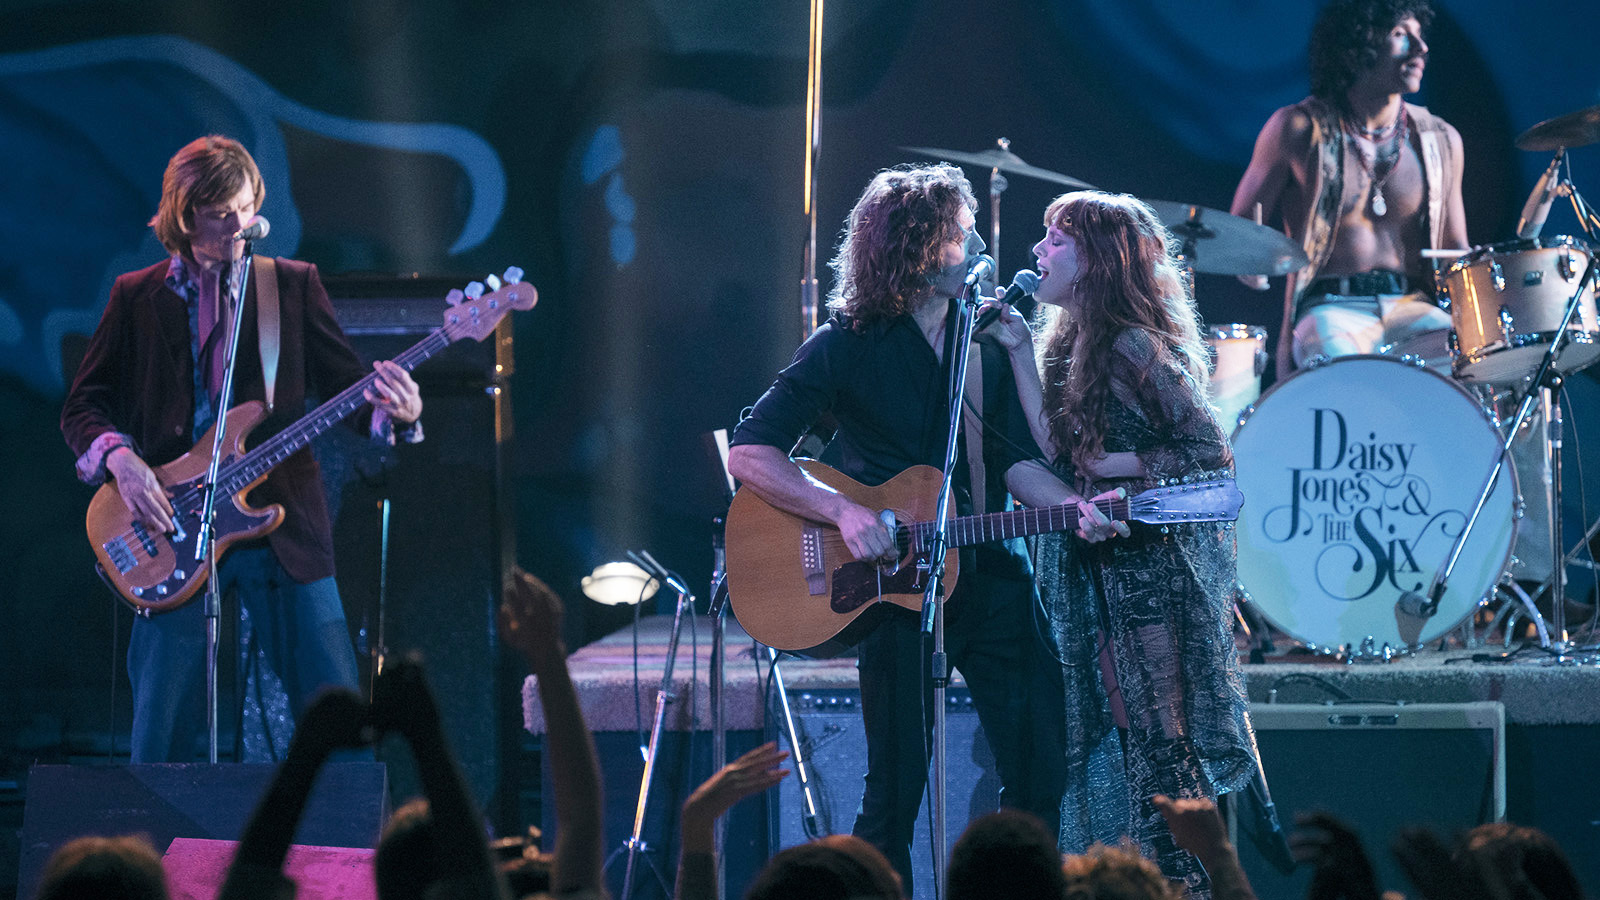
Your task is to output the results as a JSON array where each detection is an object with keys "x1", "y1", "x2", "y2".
[
  {"x1": 196, "y1": 244, "x2": 256, "y2": 763},
  {"x1": 916, "y1": 260, "x2": 988, "y2": 900},
  {"x1": 707, "y1": 523, "x2": 730, "y2": 900},
  {"x1": 607, "y1": 551, "x2": 695, "y2": 900}
]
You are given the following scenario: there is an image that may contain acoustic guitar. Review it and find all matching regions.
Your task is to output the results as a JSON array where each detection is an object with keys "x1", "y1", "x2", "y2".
[{"x1": 725, "y1": 459, "x2": 1243, "y2": 657}]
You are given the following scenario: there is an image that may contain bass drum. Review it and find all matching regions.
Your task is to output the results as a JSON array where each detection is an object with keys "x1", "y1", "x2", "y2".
[{"x1": 1231, "y1": 356, "x2": 1517, "y2": 652}]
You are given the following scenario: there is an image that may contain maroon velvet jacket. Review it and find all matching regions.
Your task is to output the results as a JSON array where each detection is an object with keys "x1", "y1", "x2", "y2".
[{"x1": 61, "y1": 257, "x2": 373, "y2": 584}]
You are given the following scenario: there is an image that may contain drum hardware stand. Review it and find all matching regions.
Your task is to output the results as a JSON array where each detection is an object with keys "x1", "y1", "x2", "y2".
[
  {"x1": 987, "y1": 139, "x2": 1010, "y2": 272},
  {"x1": 605, "y1": 550, "x2": 696, "y2": 900},
  {"x1": 1406, "y1": 249, "x2": 1598, "y2": 663},
  {"x1": 1486, "y1": 580, "x2": 1549, "y2": 649}
]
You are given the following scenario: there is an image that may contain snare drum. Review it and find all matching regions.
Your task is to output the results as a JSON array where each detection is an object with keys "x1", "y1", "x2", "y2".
[
  {"x1": 1205, "y1": 324, "x2": 1268, "y2": 431},
  {"x1": 1231, "y1": 356, "x2": 1517, "y2": 653},
  {"x1": 1442, "y1": 236, "x2": 1600, "y2": 382}
]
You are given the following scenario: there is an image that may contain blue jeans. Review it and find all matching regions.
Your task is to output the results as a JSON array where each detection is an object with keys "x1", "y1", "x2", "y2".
[{"x1": 126, "y1": 544, "x2": 359, "y2": 762}]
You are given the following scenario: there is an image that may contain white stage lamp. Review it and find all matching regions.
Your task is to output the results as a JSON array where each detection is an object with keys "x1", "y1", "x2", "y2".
[{"x1": 581, "y1": 561, "x2": 660, "y2": 606}]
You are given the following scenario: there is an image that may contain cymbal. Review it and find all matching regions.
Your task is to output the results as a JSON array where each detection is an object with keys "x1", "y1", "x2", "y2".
[
  {"x1": 900, "y1": 145, "x2": 1094, "y2": 189},
  {"x1": 1516, "y1": 104, "x2": 1600, "y2": 151},
  {"x1": 1144, "y1": 200, "x2": 1309, "y2": 276}
]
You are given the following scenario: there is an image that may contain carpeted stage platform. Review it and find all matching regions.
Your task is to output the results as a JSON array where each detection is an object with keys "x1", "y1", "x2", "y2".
[{"x1": 523, "y1": 615, "x2": 1600, "y2": 900}]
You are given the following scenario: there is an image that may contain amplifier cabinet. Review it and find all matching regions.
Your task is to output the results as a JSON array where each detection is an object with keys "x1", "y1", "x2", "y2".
[
  {"x1": 1234, "y1": 701, "x2": 1505, "y2": 897},
  {"x1": 767, "y1": 687, "x2": 998, "y2": 900}
]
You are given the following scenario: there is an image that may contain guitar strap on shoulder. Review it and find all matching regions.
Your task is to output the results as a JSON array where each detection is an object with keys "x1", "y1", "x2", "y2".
[
  {"x1": 253, "y1": 255, "x2": 280, "y2": 412},
  {"x1": 962, "y1": 342, "x2": 986, "y2": 514}
]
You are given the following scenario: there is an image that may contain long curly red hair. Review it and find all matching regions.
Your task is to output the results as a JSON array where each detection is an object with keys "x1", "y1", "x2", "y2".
[
  {"x1": 826, "y1": 163, "x2": 977, "y2": 328},
  {"x1": 1035, "y1": 192, "x2": 1207, "y2": 471}
]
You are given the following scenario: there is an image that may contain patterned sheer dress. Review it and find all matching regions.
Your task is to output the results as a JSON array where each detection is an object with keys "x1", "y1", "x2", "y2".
[{"x1": 1036, "y1": 328, "x2": 1259, "y2": 898}]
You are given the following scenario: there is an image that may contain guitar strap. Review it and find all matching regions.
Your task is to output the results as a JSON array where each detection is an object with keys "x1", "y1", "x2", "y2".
[
  {"x1": 962, "y1": 342, "x2": 986, "y2": 514},
  {"x1": 253, "y1": 255, "x2": 280, "y2": 412}
]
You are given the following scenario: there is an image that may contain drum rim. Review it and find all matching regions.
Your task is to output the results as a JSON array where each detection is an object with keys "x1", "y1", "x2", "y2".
[
  {"x1": 1456, "y1": 329, "x2": 1600, "y2": 377},
  {"x1": 1234, "y1": 353, "x2": 1502, "y2": 432},
  {"x1": 1447, "y1": 234, "x2": 1593, "y2": 274},
  {"x1": 1230, "y1": 353, "x2": 1519, "y2": 652},
  {"x1": 1206, "y1": 322, "x2": 1268, "y2": 341}
]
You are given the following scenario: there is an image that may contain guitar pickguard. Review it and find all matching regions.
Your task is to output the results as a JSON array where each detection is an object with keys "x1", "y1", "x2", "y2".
[{"x1": 830, "y1": 554, "x2": 929, "y2": 614}]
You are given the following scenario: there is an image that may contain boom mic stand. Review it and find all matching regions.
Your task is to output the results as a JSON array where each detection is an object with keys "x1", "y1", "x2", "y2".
[
  {"x1": 196, "y1": 245, "x2": 256, "y2": 763},
  {"x1": 606, "y1": 550, "x2": 695, "y2": 900}
]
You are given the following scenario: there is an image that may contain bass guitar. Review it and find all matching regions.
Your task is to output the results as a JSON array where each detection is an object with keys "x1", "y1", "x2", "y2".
[
  {"x1": 86, "y1": 269, "x2": 535, "y2": 614},
  {"x1": 725, "y1": 460, "x2": 1243, "y2": 657}
]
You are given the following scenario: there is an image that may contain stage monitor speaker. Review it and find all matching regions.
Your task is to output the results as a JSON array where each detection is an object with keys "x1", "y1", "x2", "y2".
[
  {"x1": 767, "y1": 688, "x2": 999, "y2": 900},
  {"x1": 16, "y1": 762, "x2": 387, "y2": 900},
  {"x1": 321, "y1": 277, "x2": 518, "y2": 829},
  {"x1": 1232, "y1": 702, "x2": 1505, "y2": 897}
]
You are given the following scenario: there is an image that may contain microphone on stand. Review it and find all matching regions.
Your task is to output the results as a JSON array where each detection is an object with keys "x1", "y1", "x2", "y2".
[
  {"x1": 1516, "y1": 151, "x2": 1565, "y2": 239},
  {"x1": 975, "y1": 269, "x2": 1040, "y2": 331},
  {"x1": 233, "y1": 216, "x2": 271, "y2": 241},
  {"x1": 963, "y1": 254, "x2": 996, "y2": 288}
]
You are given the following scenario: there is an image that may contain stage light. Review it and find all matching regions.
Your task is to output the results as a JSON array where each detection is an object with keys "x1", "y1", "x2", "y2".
[{"x1": 581, "y1": 561, "x2": 659, "y2": 606}]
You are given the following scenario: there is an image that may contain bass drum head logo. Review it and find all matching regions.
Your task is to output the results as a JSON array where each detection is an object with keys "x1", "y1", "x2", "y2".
[{"x1": 1231, "y1": 356, "x2": 1515, "y2": 650}]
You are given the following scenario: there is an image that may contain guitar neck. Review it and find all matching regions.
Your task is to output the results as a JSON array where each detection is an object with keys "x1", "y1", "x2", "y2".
[
  {"x1": 216, "y1": 329, "x2": 450, "y2": 495},
  {"x1": 909, "y1": 497, "x2": 1130, "y2": 550}
]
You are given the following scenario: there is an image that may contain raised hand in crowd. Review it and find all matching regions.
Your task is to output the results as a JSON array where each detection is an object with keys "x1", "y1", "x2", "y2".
[
  {"x1": 500, "y1": 567, "x2": 604, "y2": 899},
  {"x1": 368, "y1": 655, "x2": 506, "y2": 900},
  {"x1": 1290, "y1": 811, "x2": 1384, "y2": 900},
  {"x1": 1393, "y1": 822, "x2": 1585, "y2": 900},
  {"x1": 218, "y1": 688, "x2": 373, "y2": 899},
  {"x1": 674, "y1": 741, "x2": 791, "y2": 900},
  {"x1": 1152, "y1": 794, "x2": 1258, "y2": 900}
]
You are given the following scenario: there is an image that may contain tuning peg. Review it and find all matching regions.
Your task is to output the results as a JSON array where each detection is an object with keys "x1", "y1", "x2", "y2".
[
  {"x1": 465, "y1": 281, "x2": 485, "y2": 300},
  {"x1": 485, "y1": 273, "x2": 503, "y2": 291},
  {"x1": 503, "y1": 266, "x2": 524, "y2": 284},
  {"x1": 446, "y1": 288, "x2": 465, "y2": 306}
]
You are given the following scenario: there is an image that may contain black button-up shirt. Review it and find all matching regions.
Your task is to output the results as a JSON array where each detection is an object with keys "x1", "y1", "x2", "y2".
[{"x1": 731, "y1": 304, "x2": 1043, "y2": 579}]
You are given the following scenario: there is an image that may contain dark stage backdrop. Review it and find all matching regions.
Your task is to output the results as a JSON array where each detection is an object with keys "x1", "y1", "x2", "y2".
[{"x1": 3, "y1": 0, "x2": 1600, "y2": 823}]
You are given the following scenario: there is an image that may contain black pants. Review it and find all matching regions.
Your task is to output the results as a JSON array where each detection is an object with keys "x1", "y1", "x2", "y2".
[{"x1": 851, "y1": 571, "x2": 1067, "y2": 893}]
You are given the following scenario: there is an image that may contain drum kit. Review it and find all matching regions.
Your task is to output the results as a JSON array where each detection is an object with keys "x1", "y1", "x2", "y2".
[{"x1": 910, "y1": 108, "x2": 1600, "y2": 662}]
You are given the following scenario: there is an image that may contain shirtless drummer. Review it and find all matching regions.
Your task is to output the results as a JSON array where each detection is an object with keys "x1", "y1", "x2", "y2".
[{"x1": 1232, "y1": 0, "x2": 1468, "y2": 377}]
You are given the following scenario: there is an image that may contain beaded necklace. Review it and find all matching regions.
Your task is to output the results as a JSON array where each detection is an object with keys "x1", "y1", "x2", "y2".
[{"x1": 1344, "y1": 106, "x2": 1409, "y2": 217}]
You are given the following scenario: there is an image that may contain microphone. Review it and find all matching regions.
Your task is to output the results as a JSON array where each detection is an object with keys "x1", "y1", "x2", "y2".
[
  {"x1": 233, "y1": 217, "x2": 271, "y2": 241},
  {"x1": 976, "y1": 269, "x2": 1040, "y2": 331},
  {"x1": 963, "y1": 254, "x2": 996, "y2": 288},
  {"x1": 629, "y1": 549, "x2": 695, "y2": 602},
  {"x1": 1516, "y1": 151, "x2": 1564, "y2": 239}
]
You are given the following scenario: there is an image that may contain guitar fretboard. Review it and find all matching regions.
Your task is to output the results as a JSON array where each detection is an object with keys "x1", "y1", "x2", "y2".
[
  {"x1": 171, "y1": 327, "x2": 454, "y2": 514},
  {"x1": 906, "y1": 497, "x2": 1131, "y2": 550}
]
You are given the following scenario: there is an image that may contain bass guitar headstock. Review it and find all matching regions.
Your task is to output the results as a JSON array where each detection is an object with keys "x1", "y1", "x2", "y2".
[{"x1": 442, "y1": 266, "x2": 537, "y2": 342}]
